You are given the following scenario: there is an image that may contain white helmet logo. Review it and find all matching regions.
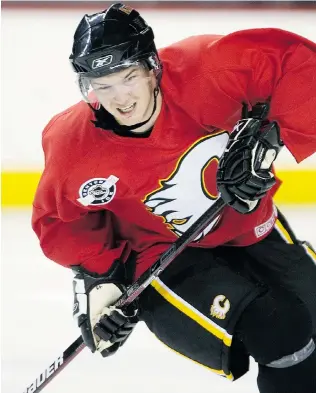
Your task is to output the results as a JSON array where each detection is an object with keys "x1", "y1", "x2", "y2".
[{"x1": 92, "y1": 55, "x2": 113, "y2": 69}]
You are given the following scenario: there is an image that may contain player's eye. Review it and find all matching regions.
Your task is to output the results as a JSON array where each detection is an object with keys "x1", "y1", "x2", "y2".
[
  {"x1": 97, "y1": 85, "x2": 111, "y2": 91},
  {"x1": 126, "y1": 74, "x2": 137, "y2": 83}
]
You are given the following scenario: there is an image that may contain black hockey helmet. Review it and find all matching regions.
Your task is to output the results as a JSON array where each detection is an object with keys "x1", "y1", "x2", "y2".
[{"x1": 69, "y1": 3, "x2": 162, "y2": 81}]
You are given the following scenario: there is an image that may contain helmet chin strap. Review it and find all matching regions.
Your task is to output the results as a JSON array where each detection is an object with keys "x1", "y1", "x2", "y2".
[{"x1": 90, "y1": 87, "x2": 159, "y2": 136}]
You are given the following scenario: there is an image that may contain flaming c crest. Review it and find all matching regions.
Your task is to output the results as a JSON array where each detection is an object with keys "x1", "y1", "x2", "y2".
[{"x1": 143, "y1": 131, "x2": 229, "y2": 240}]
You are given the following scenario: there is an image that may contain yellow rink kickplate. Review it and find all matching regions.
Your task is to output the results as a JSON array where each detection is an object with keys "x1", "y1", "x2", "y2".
[{"x1": 1, "y1": 170, "x2": 316, "y2": 207}]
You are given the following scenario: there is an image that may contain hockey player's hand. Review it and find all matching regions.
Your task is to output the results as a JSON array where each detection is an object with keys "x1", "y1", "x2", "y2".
[
  {"x1": 217, "y1": 103, "x2": 284, "y2": 214},
  {"x1": 72, "y1": 261, "x2": 138, "y2": 357}
]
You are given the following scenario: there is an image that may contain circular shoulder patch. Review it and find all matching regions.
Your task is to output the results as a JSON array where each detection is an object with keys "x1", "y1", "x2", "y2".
[{"x1": 78, "y1": 177, "x2": 117, "y2": 206}]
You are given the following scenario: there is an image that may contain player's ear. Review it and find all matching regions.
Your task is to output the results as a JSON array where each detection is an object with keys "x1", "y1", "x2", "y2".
[
  {"x1": 153, "y1": 70, "x2": 161, "y2": 88},
  {"x1": 148, "y1": 68, "x2": 155, "y2": 78},
  {"x1": 149, "y1": 70, "x2": 157, "y2": 87}
]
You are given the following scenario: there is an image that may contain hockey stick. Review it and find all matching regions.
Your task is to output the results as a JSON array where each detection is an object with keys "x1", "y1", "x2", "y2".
[{"x1": 23, "y1": 197, "x2": 226, "y2": 393}]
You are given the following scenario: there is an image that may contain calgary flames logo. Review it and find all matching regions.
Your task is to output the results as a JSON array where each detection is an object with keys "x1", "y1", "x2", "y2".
[
  {"x1": 210, "y1": 295, "x2": 231, "y2": 320},
  {"x1": 143, "y1": 132, "x2": 229, "y2": 240}
]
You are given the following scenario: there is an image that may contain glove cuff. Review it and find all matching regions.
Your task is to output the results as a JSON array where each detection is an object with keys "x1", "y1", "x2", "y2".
[{"x1": 72, "y1": 250, "x2": 137, "y2": 286}]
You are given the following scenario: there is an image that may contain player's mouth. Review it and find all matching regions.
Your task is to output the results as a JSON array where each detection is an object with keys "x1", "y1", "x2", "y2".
[{"x1": 117, "y1": 103, "x2": 136, "y2": 117}]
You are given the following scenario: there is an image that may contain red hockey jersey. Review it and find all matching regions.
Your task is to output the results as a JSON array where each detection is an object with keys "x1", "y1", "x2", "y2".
[{"x1": 32, "y1": 28, "x2": 316, "y2": 278}]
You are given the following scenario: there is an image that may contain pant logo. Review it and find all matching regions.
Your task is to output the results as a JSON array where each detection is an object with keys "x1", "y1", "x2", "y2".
[{"x1": 210, "y1": 295, "x2": 231, "y2": 320}]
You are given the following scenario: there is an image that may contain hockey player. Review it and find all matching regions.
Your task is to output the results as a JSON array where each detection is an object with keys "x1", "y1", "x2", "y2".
[{"x1": 32, "y1": 3, "x2": 316, "y2": 392}]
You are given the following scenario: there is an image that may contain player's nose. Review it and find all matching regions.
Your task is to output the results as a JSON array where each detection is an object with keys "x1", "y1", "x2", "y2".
[{"x1": 112, "y1": 84, "x2": 132, "y2": 103}]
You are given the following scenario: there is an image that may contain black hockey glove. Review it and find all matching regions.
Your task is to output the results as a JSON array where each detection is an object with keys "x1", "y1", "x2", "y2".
[
  {"x1": 72, "y1": 260, "x2": 138, "y2": 357},
  {"x1": 217, "y1": 103, "x2": 284, "y2": 214}
]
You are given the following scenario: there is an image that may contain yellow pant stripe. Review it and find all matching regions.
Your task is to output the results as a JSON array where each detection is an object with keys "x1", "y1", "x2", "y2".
[
  {"x1": 156, "y1": 336, "x2": 234, "y2": 380},
  {"x1": 151, "y1": 278, "x2": 232, "y2": 347},
  {"x1": 302, "y1": 243, "x2": 316, "y2": 264},
  {"x1": 275, "y1": 218, "x2": 316, "y2": 263},
  {"x1": 274, "y1": 219, "x2": 294, "y2": 244}
]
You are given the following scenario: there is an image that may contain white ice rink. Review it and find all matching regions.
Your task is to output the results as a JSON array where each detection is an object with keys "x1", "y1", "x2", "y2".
[{"x1": 2, "y1": 206, "x2": 315, "y2": 393}]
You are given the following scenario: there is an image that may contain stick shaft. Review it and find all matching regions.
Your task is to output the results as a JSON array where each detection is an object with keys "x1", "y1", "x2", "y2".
[
  {"x1": 117, "y1": 198, "x2": 225, "y2": 306},
  {"x1": 23, "y1": 198, "x2": 225, "y2": 393}
]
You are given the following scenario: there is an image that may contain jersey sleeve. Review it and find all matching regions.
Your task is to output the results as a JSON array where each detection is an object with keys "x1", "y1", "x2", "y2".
[
  {"x1": 32, "y1": 121, "x2": 131, "y2": 275},
  {"x1": 185, "y1": 29, "x2": 316, "y2": 163}
]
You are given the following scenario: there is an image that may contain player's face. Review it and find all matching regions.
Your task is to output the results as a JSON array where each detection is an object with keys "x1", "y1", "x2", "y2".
[{"x1": 91, "y1": 65, "x2": 156, "y2": 126}]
